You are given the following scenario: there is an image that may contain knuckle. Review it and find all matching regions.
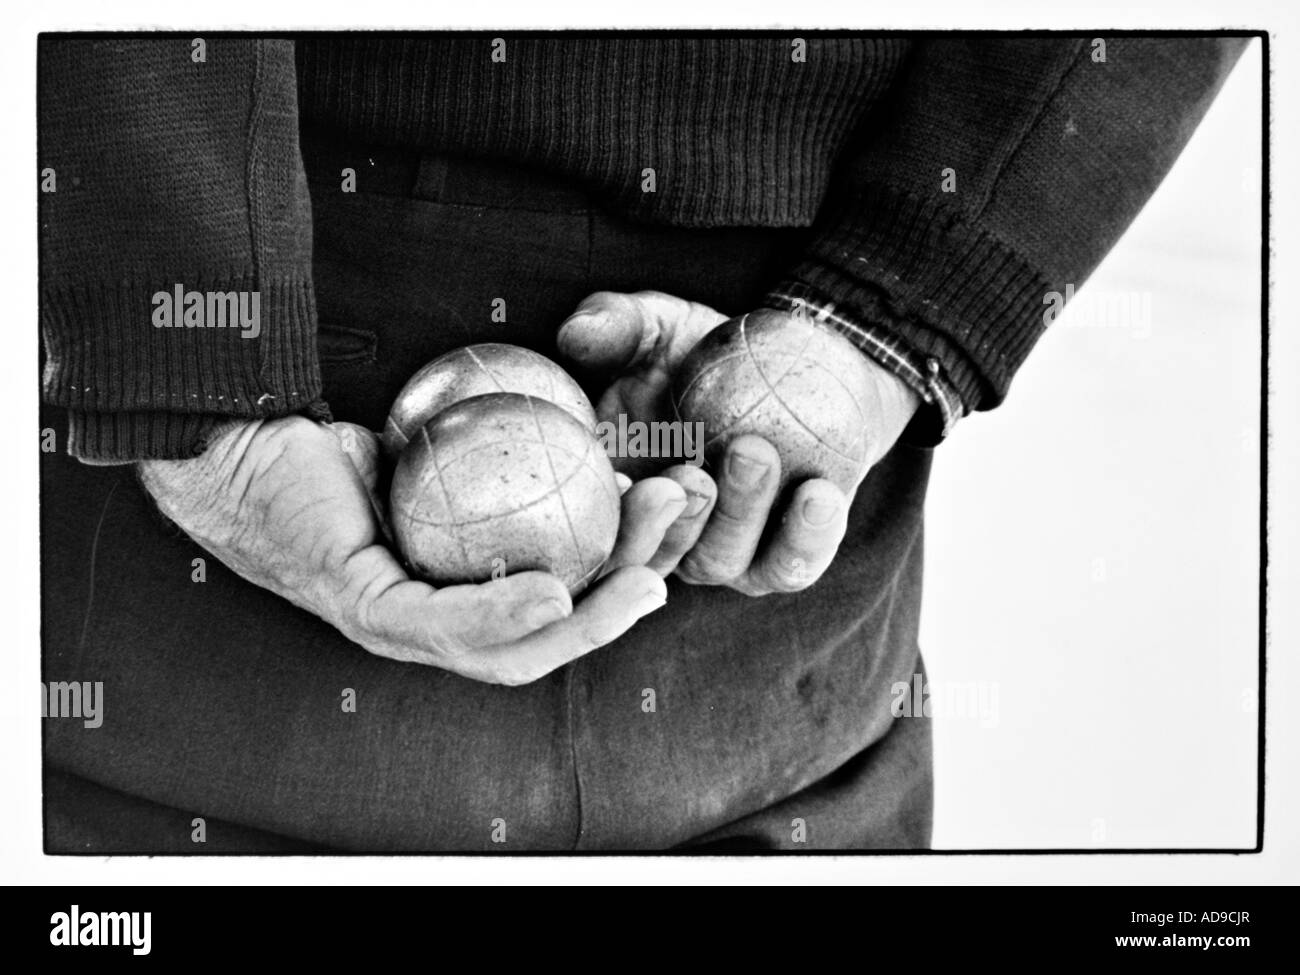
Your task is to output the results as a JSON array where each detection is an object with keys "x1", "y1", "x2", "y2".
[
  {"x1": 441, "y1": 617, "x2": 491, "y2": 653},
  {"x1": 707, "y1": 501, "x2": 761, "y2": 533},
  {"x1": 335, "y1": 598, "x2": 378, "y2": 648},
  {"x1": 679, "y1": 548, "x2": 743, "y2": 585},
  {"x1": 589, "y1": 290, "x2": 634, "y2": 314},
  {"x1": 580, "y1": 618, "x2": 625, "y2": 648},
  {"x1": 366, "y1": 644, "x2": 425, "y2": 667},
  {"x1": 631, "y1": 288, "x2": 674, "y2": 305},
  {"x1": 488, "y1": 663, "x2": 545, "y2": 687},
  {"x1": 347, "y1": 591, "x2": 386, "y2": 640},
  {"x1": 424, "y1": 626, "x2": 467, "y2": 660},
  {"x1": 728, "y1": 577, "x2": 772, "y2": 598},
  {"x1": 762, "y1": 554, "x2": 822, "y2": 592},
  {"x1": 765, "y1": 568, "x2": 815, "y2": 593},
  {"x1": 673, "y1": 564, "x2": 707, "y2": 586}
]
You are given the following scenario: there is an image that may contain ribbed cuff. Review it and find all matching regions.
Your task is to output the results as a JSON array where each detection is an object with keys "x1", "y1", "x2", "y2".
[
  {"x1": 41, "y1": 271, "x2": 322, "y2": 416},
  {"x1": 41, "y1": 270, "x2": 328, "y2": 460},
  {"x1": 776, "y1": 182, "x2": 1051, "y2": 413},
  {"x1": 66, "y1": 399, "x2": 333, "y2": 463},
  {"x1": 68, "y1": 410, "x2": 231, "y2": 462}
]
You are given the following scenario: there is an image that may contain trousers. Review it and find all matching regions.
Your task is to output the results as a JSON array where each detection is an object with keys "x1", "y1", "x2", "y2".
[{"x1": 41, "y1": 126, "x2": 934, "y2": 852}]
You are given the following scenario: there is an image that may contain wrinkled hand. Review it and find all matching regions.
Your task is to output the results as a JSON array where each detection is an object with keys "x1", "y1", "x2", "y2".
[
  {"x1": 138, "y1": 416, "x2": 689, "y2": 685},
  {"x1": 558, "y1": 291, "x2": 920, "y2": 596}
]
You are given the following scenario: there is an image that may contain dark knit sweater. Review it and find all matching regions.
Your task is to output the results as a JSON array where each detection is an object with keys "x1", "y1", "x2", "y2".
[{"x1": 39, "y1": 33, "x2": 1246, "y2": 460}]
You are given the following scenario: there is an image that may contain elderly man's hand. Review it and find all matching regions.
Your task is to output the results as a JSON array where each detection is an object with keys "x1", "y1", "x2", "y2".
[
  {"x1": 138, "y1": 416, "x2": 686, "y2": 685},
  {"x1": 558, "y1": 291, "x2": 920, "y2": 596}
]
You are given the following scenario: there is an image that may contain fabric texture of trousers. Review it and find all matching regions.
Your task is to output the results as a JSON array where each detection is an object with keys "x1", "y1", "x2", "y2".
[{"x1": 40, "y1": 126, "x2": 935, "y2": 852}]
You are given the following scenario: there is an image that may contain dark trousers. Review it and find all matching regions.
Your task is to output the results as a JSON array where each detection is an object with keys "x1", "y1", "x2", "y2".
[{"x1": 41, "y1": 127, "x2": 935, "y2": 852}]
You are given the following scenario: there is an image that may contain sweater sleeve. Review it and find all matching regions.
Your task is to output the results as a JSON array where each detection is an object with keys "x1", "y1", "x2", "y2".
[
  {"x1": 766, "y1": 36, "x2": 1249, "y2": 442},
  {"x1": 39, "y1": 37, "x2": 327, "y2": 462}
]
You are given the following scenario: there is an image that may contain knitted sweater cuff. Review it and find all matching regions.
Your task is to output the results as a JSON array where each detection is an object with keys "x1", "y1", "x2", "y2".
[
  {"x1": 773, "y1": 182, "x2": 1050, "y2": 415},
  {"x1": 66, "y1": 400, "x2": 334, "y2": 463},
  {"x1": 42, "y1": 272, "x2": 327, "y2": 461}
]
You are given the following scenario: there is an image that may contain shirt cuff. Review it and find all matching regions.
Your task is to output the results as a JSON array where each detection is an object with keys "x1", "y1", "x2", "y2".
[{"x1": 763, "y1": 288, "x2": 966, "y2": 445}]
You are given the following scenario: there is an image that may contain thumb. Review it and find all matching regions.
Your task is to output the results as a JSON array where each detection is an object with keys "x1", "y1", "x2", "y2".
[
  {"x1": 557, "y1": 291, "x2": 657, "y2": 372},
  {"x1": 330, "y1": 422, "x2": 380, "y2": 492},
  {"x1": 329, "y1": 422, "x2": 390, "y2": 537},
  {"x1": 557, "y1": 290, "x2": 726, "y2": 374}
]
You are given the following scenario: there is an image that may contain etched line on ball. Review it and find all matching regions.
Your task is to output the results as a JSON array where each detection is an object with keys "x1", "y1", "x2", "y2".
[
  {"x1": 383, "y1": 413, "x2": 410, "y2": 454},
  {"x1": 580, "y1": 441, "x2": 622, "y2": 516},
  {"x1": 435, "y1": 433, "x2": 553, "y2": 473},
  {"x1": 397, "y1": 439, "x2": 601, "y2": 528},
  {"x1": 545, "y1": 358, "x2": 560, "y2": 406},
  {"x1": 671, "y1": 349, "x2": 757, "y2": 413},
  {"x1": 745, "y1": 362, "x2": 866, "y2": 466},
  {"x1": 807, "y1": 345, "x2": 873, "y2": 428},
  {"x1": 414, "y1": 425, "x2": 476, "y2": 569},
  {"x1": 699, "y1": 313, "x2": 820, "y2": 450},
  {"x1": 524, "y1": 395, "x2": 587, "y2": 579},
  {"x1": 465, "y1": 345, "x2": 509, "y2": 393},
  {"x1": 569, "y1": 557, "x2": 605, "y2": 593},
  {"x1": 739, "y1": 310, "x2": 820, "y2": 412},
  {"x1": 803, "y1": 356, "x2": 874, "y2": 461},
  {"x1": 569, "y1": 433, "x2": 620, "y2": 561}
]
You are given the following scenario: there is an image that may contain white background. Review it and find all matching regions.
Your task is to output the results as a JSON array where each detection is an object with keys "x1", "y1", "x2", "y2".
[
  {"x1": 923, "y1": 40, "x2": 1263, "y2": 850},
  {"x1": 1, "y1": 1, "x2": 1295, "y2": 884}
]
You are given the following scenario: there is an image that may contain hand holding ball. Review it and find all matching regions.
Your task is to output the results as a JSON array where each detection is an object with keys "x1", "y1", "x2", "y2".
[{"x1": 671, "y1": 309, "x2": 884, "y2": 493}]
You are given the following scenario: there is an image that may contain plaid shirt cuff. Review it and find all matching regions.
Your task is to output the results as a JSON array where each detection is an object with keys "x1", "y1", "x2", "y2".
[{"x1": 763, "y1": 290, "x2": 966, "y2": 443}]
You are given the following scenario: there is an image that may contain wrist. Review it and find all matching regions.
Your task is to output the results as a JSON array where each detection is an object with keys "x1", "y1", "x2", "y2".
[
  {"x1": 761, "y1": 291, "x2": 966, "y2": 445},
  {"x1": 874, "y1": 358, "x2": 923, "y2": 421}
]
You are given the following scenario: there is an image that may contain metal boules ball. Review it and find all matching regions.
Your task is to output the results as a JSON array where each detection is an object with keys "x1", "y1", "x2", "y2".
[
  {"x1": 671, "y1": 309, "x2": 881, "y2": 493},
  {"x1": 389, "y1": 392, "x2": 620, "y2": 596},
  {"x1": 383, "y1": 343, "x2": 598, "y2": 460}
]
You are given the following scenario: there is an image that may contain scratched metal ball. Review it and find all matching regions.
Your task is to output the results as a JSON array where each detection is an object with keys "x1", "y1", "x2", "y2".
[
  {"x1": 383, "y1": 343, "x2": 597, "y2": 460},
  {"x1": 390, "y1": 392, "x2": 620, "y2": 596},
  {"x1": 671, "y1": 309, "x2": 880, "y2": 493}
]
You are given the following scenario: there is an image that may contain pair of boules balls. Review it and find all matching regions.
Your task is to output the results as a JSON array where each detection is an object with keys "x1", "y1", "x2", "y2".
[{"x1": 387, "y1": 344, "x2": 619, "y2": 596}]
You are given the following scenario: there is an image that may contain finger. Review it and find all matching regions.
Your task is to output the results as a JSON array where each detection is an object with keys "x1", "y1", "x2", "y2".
[
  {"x1": 742, "y1": 479, "x2": 849, "y2": 595},
  {"x1": 329, "y1": 422, "x2": 389, "y2": 533},
  {"x1": 478, "y1": 566, "x2": 667, "y2": 685},
  {"x1": 602, "y1": 477, "x2": 688, "y2": 574},
  {"x1": 331, "y1": 422, "x2": 381, "y2": 491},
  {"x1": 556, "y1": 290, "x2": 726, "y2": 374},
  {"x1": 676, "y1": 435, "x2": 782, "y2": 586},
  {"x1": 646, "y1": 464, "x2": 717, "y2": 576},
  {"x1": 347, "y1": 548, "x2": 574, "y2": 663}
]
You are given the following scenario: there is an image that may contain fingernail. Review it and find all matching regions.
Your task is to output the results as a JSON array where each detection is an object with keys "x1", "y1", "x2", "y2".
[
  {"x1": 727, "y1": 451, "x2": 768, "y2": 489},
  {"x1": 525, "y1": 599, "x2": 568, "y2": 629},
  {"x1": 683, "y1": 489, "x2": 712, "y2": 517},
  {"x1": 658, "y1": 494, "x2": 689, "y2": 524},
  {"x1": 802, "y1": 497, "x2": 839, "y2": 527},
  {"x1": 633, "y1": 591, "x2": 667, "y2": 617},
  {"x1": 558, "y1": 312, "x2": 597, "y2": 337}
]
